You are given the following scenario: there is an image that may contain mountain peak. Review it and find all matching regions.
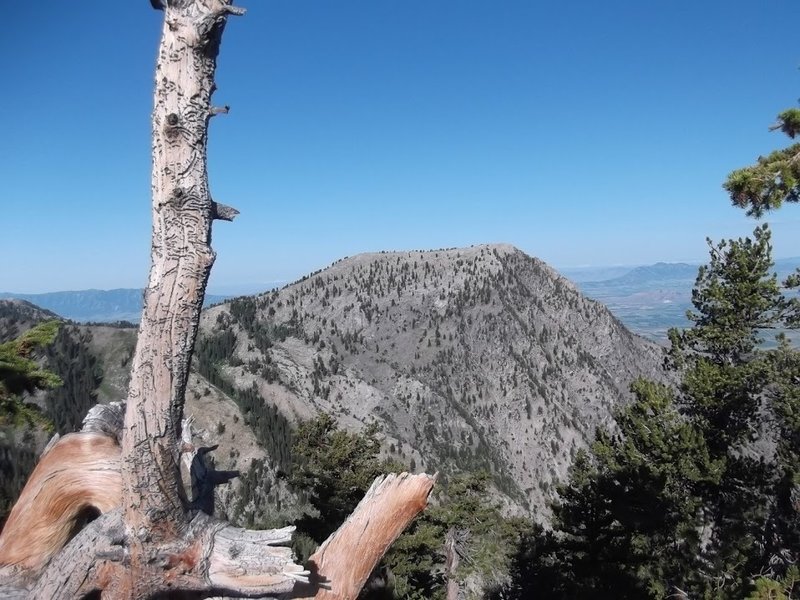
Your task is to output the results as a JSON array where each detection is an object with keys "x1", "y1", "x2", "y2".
[{"x1": 200, "y1": 245, "x2": 667, "y2": 514}]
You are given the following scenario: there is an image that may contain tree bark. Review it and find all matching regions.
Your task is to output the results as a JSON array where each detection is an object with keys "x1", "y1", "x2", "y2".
[
  {"x1": 0, "y1": 419, "x2": 434, "y2": 598},
  {"x1": 0, "y1": 1, "x2": 435, "y2": 598},
  {"x1": 122, "y1": 0, "x2": 240, "y2": 538},
  {"x1": 294, "y1": 473, "x2": 437, "y2": 600},
  {"x1": 444, "y1": 528, "x2": 461, "y2": 600}
]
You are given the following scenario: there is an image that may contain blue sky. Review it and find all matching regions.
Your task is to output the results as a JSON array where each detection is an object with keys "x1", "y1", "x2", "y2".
[{"x1": 2, "y1": 1, "x2": 799, "y2": 293}]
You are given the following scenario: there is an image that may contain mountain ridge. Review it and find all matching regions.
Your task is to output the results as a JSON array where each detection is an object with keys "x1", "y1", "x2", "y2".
[
  {"x1": 2, "y1": 243, "x2": 671, "y2": 518},
  {"x1": 197, "y1": 243, "x2": 668, "y2": 515}
]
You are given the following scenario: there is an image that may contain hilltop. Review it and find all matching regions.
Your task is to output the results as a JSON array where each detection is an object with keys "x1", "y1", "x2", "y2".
[
  {"x1": 2, "y1": 245, "x2": 671, "y2": 518},
  {"x1": 197, "y1": 243, "x2": 668, "y2": 515}
]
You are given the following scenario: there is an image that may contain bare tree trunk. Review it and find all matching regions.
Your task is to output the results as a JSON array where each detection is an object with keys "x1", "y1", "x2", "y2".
[
  {"x1": 114, "y1": 1, "x2": 245, "y2": 594},
  {"x1": 122, "y1": 0, "x2": 238, "y2": 536},
  {"x1": 0, "y1": 1, "x2": 435, "y2": 598},
  {"x1": 444, "y1": 528, "x2": 461, "y2": 600},
  {"x1": 0, "y1": 413, "x2": 434, "y2": 598},
  {"x1": 297, "y1": 473, "x2": 437, "y2": 600}
]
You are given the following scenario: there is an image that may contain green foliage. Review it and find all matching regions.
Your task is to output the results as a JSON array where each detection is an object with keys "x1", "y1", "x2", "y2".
[
  {"x1": 195, "y1": 330, "x2": 292, "y2": 471},
  {"x1": 724, "y1": 96, "x2": 800, "y2": 217},
  {"x1": 512, "y1": 381, "x2": 720, "y2": 599},
  {"x1": 386, "y1": 471, "x2": 520, "y2": 600},
  {"x1": 43, "y1": 325, "x2": 102, "y2": 434},
  {"x1": 290, "y1": 413, "x2": 391, "y2": 543},
  {"x1": 667, "y1": 228, "x2": 799, "y2": 592},
  {"x1": 747, "y1": 566, "x2": 800, "y2": 600},
  {"x1": 671, "y1": 224, "x2": 794, "y2": 363},
  {"x1": 725, "y1": 144, "x2": 800, "y2": 217},
  {"x1": 0, "y1": 429, "x2": 39, "y2": 527},
  {"x1": 506, "y1": 225, "x2": 800, "y2": 599},
  {"x1": 774, "y1": 108, "x2": 800, "y2": 139},
  {"x1": 0, "y1": 321, "x2": 63, "y2": 526},
  {"x1": 0, "y1": 320, "x2": 61, "y2": 399},
  {"x1": 288, "y1": 415, "x2": 518, "y2": 599},
  {"x1": 0, "y1": 320, "x2": 61, "y2": 428},
  {"x1": 669, "y1": 225, "x2": 798, "y2": 452}
]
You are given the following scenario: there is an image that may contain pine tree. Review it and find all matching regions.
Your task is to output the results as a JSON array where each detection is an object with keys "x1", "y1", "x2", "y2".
[
  {"x1": 508, "y1": 381, "x2": 720, "y2": 599},
  {"x1": 725, "y1": 107, "x2": 800, "y2": 217},
  {"x1": 0, "y1": 320, "x2": 61, "y2": 428},
  {"x1": 290, "y1": 414, "x2": 395, "y2": 544},
  {"x1": 667, "y1": 226, "x2": 799, "y2": 595},
  {"x1": 0, "y1": 320, "x2": 61, "y2": 525},
  {"x1": 508, "y1": 225, "x2": 800, "y2": 598}
]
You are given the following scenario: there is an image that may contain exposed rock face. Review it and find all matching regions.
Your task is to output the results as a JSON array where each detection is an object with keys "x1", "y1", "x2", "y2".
[
  {"x1": 3, "y1": 245, "x2": 669, "y2": 517},
  {"x1": 198, "y1": 244, "x2": 668, "y2": 515}
]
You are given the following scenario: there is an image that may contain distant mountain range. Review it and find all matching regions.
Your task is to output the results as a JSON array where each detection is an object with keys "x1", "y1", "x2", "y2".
[
  {"x1": 589, "y1": 262, "x2": 700, "y2": 286},
  {"x1": 0, "y1": 289, "x2": 235, "y2": 323},
  {"x1": 4, "y1": 257, "x2": 798, "y2": 342},
  {"x1": 570, "y1": 257, "x2": 800, "y2": 342}
]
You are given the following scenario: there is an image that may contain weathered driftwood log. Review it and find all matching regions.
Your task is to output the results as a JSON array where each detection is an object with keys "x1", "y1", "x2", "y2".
[
  {"x1": 0, "y1": 403, "x2": 435, "y2": 598},
  {"x1": 297, "y1": 473, "x2": 437, "y2": 600},
  {"x1": 0, "y1": 431, "x2": 121, "y2": 574},
  {"x1": 0, "y1": 4, "x2": 435, "y2": 595}
]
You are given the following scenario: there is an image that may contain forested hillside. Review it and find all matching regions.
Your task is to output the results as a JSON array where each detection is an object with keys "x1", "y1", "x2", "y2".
[
  {"x1": 0, "y1": 304, "x2": 271, "y2": 530},
  {"x1": 194, "y1": 243, "x2": 667, "y2": 515}
]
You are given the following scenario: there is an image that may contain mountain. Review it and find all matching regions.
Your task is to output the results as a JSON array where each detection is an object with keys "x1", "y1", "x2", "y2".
[
  {"x1": 2, "y1": 245, "x2": 670, "y2": 519},
  {"x1": 0, "y1": 298, "x2": 276, "y2": 528},
  {"x1": 0, "y1": 289, "x2": 231, "y2": 324},
  {"x1": 557, "y1": 265, "x2": 637, "y2": 283},
  {"x1": 0, "y1": 299, "x2": 60, "y2": 342},
  {"x1": 195, "y1": 244, "x2": 668, "y2": 515},
  {"x1": 573, "y1": 258, "x2": 800, "y2": 342},
  {"x1": 589, "y1": 262, "x2": 699, "y2": 287},
  {"x1": 573, "y1": 263, "x2": 697, "y2": 341}
]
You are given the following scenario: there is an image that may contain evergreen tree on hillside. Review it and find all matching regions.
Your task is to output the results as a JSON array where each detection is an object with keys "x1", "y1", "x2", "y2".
[
  {"x1": 386, "y1": 471, "x2": 520, "y2": 600},
  {"x1": 0, "y1": 320, "x2": 61, "y2": 428},
  {"x1": 290, "y1": 413, "x2": 393, "y2": 545},
  {"x1": 722, "y1": 94, "x2": 800, "y2": 594},
  {"x1": 725, "y1": 106, "x2": 800, "y2": 217},
  {"x1": 0, "y1": 320, "x2": 62, "y2": 526},
  {"x1": 43, "y1": 325, "x2": 102, "y2": 434},
  {"x1": 667, "y1": 226, "x2": 799, "y2": 590},
  {"x1": 505, "y1": 381, "x2": 721, "y2": 599},
  {"x1": 289, "y1": 415, "x2": 519, "y2": 599},
  {"x1": 507, "y1": 225, "x2": 800, "y2": 599}
]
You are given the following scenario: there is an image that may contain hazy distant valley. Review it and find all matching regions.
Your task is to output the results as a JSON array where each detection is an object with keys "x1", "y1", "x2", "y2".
[
  {"x1": 566, "y1": 257, "x2": 800, "y2": 342},
  {"x1": 0, "y1": 289, "x2": 233, "y2": 323}
]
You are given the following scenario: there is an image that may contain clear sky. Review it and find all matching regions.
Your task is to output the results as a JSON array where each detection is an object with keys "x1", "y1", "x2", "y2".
[{"x1": 2, "y1": 1, "x2": 799, "y2": 293}]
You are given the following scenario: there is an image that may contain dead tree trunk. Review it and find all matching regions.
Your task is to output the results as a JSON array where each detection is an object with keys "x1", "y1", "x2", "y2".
[
  {"x1": 0, "y1": 1, "x2": 435, "y2": 597},
  {"x1": 444, "y1": 528, "x2": 461, "y2": 600}
]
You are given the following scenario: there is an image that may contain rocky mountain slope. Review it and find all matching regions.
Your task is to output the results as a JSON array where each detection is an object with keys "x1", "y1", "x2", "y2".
[
  {"x1": 197, "y1": 243, "x2": 668, "y2": 515},
  {"x1": 0, "y1": 300, "x2": 273, "y2": 527},
  {"x1": 3, "y1": 244, "x2": 670, "y2": 519},
  {"x1": 0, "y1": 300, "x2": 60, "y2": 342}
]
